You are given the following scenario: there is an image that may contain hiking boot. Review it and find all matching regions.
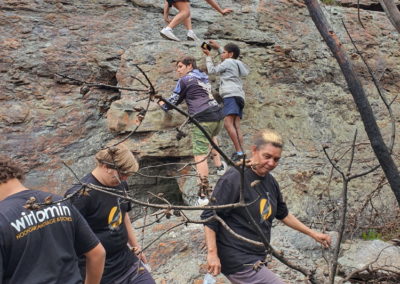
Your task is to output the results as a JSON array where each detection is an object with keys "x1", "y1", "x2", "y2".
[
  {"x1": 187, "y1": 30, "x2": 200, "y2": 41},
  {"x1": 231, "y1": 152, "x2": 244, "y2": 162},
  {"x1": 216, "y1": 161, "x2": 228, "y2": 176},
  {"x1": 160, "y1": 28, "x2": 180, "y2": 41}
]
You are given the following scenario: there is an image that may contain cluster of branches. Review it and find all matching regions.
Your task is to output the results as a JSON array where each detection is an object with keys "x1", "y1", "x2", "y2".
[{"x1": 38, "y1": 2, "x2": 400, "y2": 282}]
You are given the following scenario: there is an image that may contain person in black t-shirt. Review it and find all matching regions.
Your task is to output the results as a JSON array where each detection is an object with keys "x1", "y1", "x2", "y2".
[
  {"x1": 201, "y1": 129, "x2": 332, "y2": 283},
  {"x1": 0, "y1": 155, "x2": 105, "y2": 284},
  {"x1": 65, "y1": 143, "x2": 156, "y2": 284}
]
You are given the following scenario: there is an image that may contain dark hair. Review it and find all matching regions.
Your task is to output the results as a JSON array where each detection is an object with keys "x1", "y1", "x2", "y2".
[
  {"x1": 0, "y1": 156, "x2": 25, "y2": 184},
  {"x1": 224, "y1": 43, "x2": 240, "y2": 59},
  {"x1": 177, "y1": 56, "x2": 198, "y2": 69}
]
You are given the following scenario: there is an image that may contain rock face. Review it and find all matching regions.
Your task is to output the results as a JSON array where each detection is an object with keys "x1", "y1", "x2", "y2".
[{"x1": 1, "y1": 0, "x2": 400, "y2": 282}]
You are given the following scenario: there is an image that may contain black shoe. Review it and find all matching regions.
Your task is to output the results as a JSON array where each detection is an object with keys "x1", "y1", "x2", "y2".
[{"x1": 231, "y1": 152, "x2": 244, "y2": 162}]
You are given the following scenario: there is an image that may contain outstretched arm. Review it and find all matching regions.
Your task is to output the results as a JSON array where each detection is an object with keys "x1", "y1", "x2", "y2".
[
  {"x1": 204, "y1": 226, "x2": 221, "y2": 276},
  {"x1": 204, "y1": 0, "x2": 233, "y2": 15},
  {"x1": 281, "y1": 213, "x2": 331, "y2": 248}
]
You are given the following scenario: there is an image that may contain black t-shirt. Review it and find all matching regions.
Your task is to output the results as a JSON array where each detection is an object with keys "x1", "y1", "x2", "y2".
[
  {"x1": 0, "y1": 190, "x2": 99, "y2": 284},
  {"x1": 65, "y1": 173, "x2": 138, "y2": 284},
  {"x1": 201, "y1": 167, "x2": 289, "y2": 275}
]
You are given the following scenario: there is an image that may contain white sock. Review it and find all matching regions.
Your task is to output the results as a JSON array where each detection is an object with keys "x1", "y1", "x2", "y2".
[{"x1": 165, "y1": 27, "x2": 172, "y2": 31}]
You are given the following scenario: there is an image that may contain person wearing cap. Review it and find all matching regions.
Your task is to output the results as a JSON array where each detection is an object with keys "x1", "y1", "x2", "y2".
[
  {"x1": 65, "y1": 143, "x2": 156, "y2": 284},
  {"x1": 0, "y1": 155, "x2": 105, "y2": 284}
]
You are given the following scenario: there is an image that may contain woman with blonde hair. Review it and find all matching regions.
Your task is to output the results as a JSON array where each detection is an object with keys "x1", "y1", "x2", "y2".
[{"x1": 201, "y1": 129, "x2": 331, "y2": 283}]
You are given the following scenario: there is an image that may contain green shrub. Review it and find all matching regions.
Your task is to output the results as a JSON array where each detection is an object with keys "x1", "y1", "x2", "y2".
[{"x1": 362, "y1": 229, "x2": 382, "y2": 240}]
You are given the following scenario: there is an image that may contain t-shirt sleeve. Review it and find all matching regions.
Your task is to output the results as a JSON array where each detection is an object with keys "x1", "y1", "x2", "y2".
[
  {"x1": 162, "y1": 79, "x2": 186, "y2": 111},
  {"x1": 65, "y1": 185, "x2": 92, "y2": 217},
  {"x1": 273, "y1": 179, "x2": 289, "y2": 220},
  {"x1": 206, "y1": 56, "x2": 227, "y2": 74},
  {"x1": 201, "y1": 169, "x2": 240, "y2": 232},
  {"x1": 71, "y1": 204, "x2": 99, "y2": 256}
]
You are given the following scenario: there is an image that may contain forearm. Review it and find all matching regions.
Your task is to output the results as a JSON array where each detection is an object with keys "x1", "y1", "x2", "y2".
[
  {"x1": 205, "y1": 57, "x2": 217, "y2": 74},
  {"x1": 281, "y1": 213, "x2": 314, "y2": 236},
  {"x1": 204, "y1": 0, "x2": 224, "y2": 14},
  {"x1": 204, "y1": 226, "x2": 218, "y2": 255},
  {"x1": 84, "y1": 243, "x2": 105, "y2": 284}
]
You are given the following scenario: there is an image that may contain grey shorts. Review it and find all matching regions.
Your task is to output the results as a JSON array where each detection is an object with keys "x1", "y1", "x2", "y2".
[{"x1": 226, "y1": 265, "x2": 285, "y2": 284}]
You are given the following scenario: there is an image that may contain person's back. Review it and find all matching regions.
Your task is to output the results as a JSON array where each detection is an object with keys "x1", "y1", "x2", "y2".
[
  {"x1": 1, "y1": 191, "x2": 95, "y2": 283},
  {"x1": 0, "y1": 156, "x2": 105, "y2": 284},
  {"x1": 212, "y1": 57, "x2": 249, "y2": 100}
]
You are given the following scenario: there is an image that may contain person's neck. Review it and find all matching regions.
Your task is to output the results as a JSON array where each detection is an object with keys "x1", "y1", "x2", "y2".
[
  {"x1": 91, "y1": 167, "x2": 109, "y2": 187},
  {"x1": 0, "y1": 178, "x2": 28, "y2": 201}
]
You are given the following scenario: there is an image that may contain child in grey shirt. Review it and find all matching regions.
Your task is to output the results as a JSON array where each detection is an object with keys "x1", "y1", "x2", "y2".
[{"x1": 202, "y1": 40, "x2": 249, "y2": 161}]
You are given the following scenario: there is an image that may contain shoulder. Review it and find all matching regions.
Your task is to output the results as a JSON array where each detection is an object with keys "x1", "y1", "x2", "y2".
[{"x1": 65, "y1": 173, "x2": 95, "y2": 195}]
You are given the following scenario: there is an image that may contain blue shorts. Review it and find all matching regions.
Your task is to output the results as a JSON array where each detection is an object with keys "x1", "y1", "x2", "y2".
[{"x1": 223, "y1": 97, "x2": 244, "y2": 119}]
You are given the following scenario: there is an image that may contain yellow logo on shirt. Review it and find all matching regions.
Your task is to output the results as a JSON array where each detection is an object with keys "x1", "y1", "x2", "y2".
[
  {"x1": 108, "y1": 206, "x2": 123, "y2": 230},
  {"x1": 260, "y1": 198, "x2": 272, "y2": 220}
]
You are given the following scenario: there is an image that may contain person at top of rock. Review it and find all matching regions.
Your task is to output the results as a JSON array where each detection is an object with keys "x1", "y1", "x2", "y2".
[
  {"x1": 201, "y1": 129, "x2": 332, "y2": 283},
  {"x1": 0, "y1": 155, "x2": 106, "y2": 284},
  {"x1": 202, "y1": 40, "x2": 249, "y2": 162},
  {"x1": 158, "y1": 56, "x2": 228, "y2": 204},
  {"x1": 65, "y1": 143, "x2": 156, "y2": 284},
  {"x1": 161, "y1": 0, "x2": 233, "y2": 42}
]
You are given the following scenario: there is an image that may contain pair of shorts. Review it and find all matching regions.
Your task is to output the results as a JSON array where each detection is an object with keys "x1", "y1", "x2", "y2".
[
  {"x1": 223, "y1": 97, "x2": 245, "y2": 119},
  {"x1": 191, "y1": 120, "x2": 223, "y2": 155},
  {"x1": 167, "y1": 0, "x2": 189, "y2": 7},
  {"x1": 226, "y1": 265, "x2": 285, "y2": 284}
]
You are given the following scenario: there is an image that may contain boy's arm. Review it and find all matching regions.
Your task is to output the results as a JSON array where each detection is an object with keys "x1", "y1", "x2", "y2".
[
  {"x1": 205, "y1": 56, "x2": 227, "y2": 74},
  {"x1": 158, "y1": 79, "x2": 186, "y2": 111},
  {"x1": 204, "y1": 0, "x2": 233, "y2": 15},
  {"x1": 124, "y1": 213, "x2": 148, "y2": 263},
  {"x1": 84, "y1": 243, "x2": 105, "y2": 284}
]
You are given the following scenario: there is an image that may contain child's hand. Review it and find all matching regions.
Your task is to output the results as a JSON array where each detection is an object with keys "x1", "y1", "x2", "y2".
[
  {"x1": 208, "y1": 40, "x2": 220, "y2": 49},
  {"x1": 221, "y1": 8, "x2": 233, "y2": 15},
  {"x1": 202, "y1": 48, "x2": 211, "y2": 56}
]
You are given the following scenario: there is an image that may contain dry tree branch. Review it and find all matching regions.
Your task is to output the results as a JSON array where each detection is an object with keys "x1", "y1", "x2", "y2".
[
  {"x1": 55, "y1": 73, "x2": 149, "y2": 92},
  {"x1": 328, "y1": 130, "x2": 358, "y2": 284},
  {"x1": 357, "y1": 0, "x2": 366, "y2": 29}
]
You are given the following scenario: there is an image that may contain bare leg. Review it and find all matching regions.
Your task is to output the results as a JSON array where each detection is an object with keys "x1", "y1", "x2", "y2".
[
  {"x1": 168, "y1": 2, "x2": 191, "y2": 29},
  {"x1": 183, "y1": 15, "x2": 192, "y2": 30},
  {"x1": 224, "y1": 115, "x2": 243, "y2": 152},
  {"x1": 211, "y1": 137, "x2": 222, "y2": 167},
  {"x1": 194, "y1": 154, "x2": 208, "y2": 179}
]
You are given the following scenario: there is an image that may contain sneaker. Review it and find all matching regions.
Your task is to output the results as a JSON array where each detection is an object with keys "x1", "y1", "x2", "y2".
[
  {"x1": 197, "y1": 197, "x2": 209, "y2": 206},
  {"x1": 187, "y1": 30, "x2": 200, "y2": 41},
  {"x1": 231, "y1": 152, "x2": 244, "y2": 162},
  {"x1": 160, "y1": 28, "x2": 180, "y2": 41},
  {"x1": 216, "y1": 161, "x2": 228, "y2": 176}
]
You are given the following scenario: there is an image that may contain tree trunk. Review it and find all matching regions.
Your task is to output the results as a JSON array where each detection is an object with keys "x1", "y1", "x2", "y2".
[
  {"x1": 304, "y1": 0, "x2": 400, "y2": 206},
  {"x1": 380, "y1": 0, "x2": 400, "y2": 34}
]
